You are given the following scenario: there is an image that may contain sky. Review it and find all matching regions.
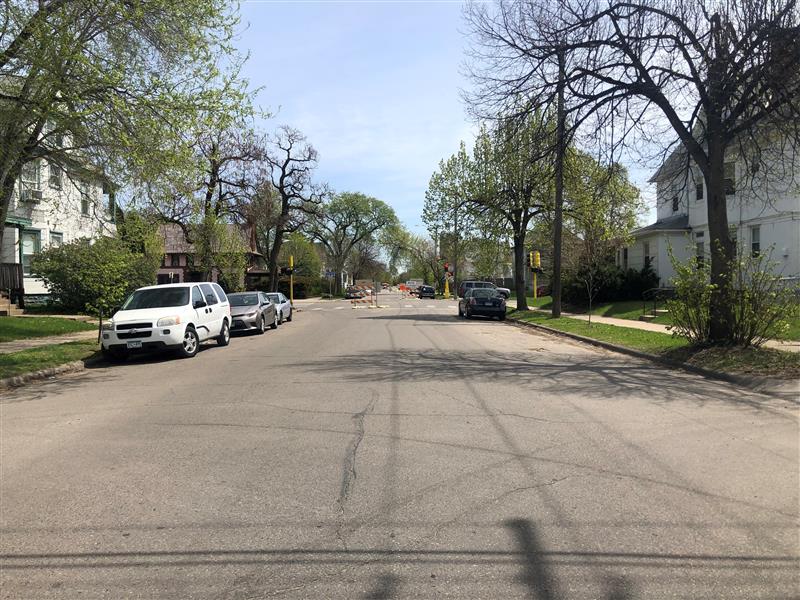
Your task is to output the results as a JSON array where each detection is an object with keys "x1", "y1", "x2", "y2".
[{"x1": 236, "y1": 0, "x2": 655, "y2": 233}]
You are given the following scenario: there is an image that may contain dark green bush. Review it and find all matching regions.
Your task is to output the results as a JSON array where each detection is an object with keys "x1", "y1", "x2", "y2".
[{"x1": 31, "y1": 236, "x2": 160, "y2": 315}]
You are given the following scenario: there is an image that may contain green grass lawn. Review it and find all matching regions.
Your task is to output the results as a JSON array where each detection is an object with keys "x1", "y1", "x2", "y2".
[
  {"x1": 508, "y1": 309, "x2": 800, "y2": 378},
  {"x1": 0, "y1": 341, "x2": 99, "y2": 380},
  {"x1": 509, "y1": 309, "x2": 688, "y2": 354},
  {"x1": 0, "y1": 317, "x2": 96, "y2": 343},
  {"x1": 522, "y1": 296, "x2": 799, "y2": 340}
]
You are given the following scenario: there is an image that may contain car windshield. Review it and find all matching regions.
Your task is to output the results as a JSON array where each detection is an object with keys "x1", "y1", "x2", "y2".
[
  {"x1": 229, "y1": 293, "x2": 259, "y2": 307},
  {"x1": 122, "y1": 287, "x2": 189, "y2": 310},
  {"x1": 472, "y1": 289, "x2": 499, "y2": 299},
  {"x1": 266, "y1": 293, "x2": 280, "y2": 303}
]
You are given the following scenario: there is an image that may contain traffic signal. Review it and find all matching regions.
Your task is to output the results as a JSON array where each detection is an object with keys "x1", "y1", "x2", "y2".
[{"x1": 533, "y1": 250, "x2": 541, "y2": 269}]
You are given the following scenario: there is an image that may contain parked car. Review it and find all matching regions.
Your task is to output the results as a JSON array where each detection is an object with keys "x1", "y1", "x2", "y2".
[
  {"x1": 101, "y1": 282, "x2": 231, "y2": 360},
  {"x1": 417, "y1": 285, "x2": 435, "y2": 299},
  {"x1": 266, "y1": 292, "x2": 293, "y2": 323},
  {"x1": 457, "y1": 280, "x2": 511, "y2": 299},
  {"x1": 228, "y1": 291, "x2": 278, "y2": 333},
  {"x1": 345, "y1": 287, "x2": 364, "y2": 299},
  {"x1": 458, "y1": 288, "x2": 507, "y2": 320}
]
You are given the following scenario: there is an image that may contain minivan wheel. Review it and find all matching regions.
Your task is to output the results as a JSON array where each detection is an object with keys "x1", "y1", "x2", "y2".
[
  {"x1": 271, "y1": 312, "x2": 279, "y2": 329},
  {"x1": 217, "y1": 320, "x2": 230, "y2": 346},
  {"x1": 102, "y1": 347, "x2": 128, "y2": 363},
  {"x1": 178, "y1": 327, "x2": 199, "y2": 358}
]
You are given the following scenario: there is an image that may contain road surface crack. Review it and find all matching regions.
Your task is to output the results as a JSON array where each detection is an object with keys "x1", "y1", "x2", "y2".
[{"x1": 335, "y1": 395, "x2": 377, "y2": 549}]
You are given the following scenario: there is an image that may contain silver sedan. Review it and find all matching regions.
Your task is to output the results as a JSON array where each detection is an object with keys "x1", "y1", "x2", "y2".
[
  {"x1": 266, "y1": 292, "x2": 293, "y2": 323},
  {"x1": 228, "y1": 292, "x2": 278, "y2": 334}
]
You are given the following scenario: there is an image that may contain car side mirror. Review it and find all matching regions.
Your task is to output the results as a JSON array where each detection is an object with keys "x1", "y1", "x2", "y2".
[{"x1": 193, "y1": 300, "x2": 207, "y2": 309}]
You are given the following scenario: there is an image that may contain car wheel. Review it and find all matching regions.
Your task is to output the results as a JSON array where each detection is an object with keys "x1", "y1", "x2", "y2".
[
  {"x1": 178, "y1": 326, "x2": 199, "y2": 358},
  {"x1": 271, "y1": 312, "x2": 279, "y2": 329},
  {"x1": 258, "y1": 314, "x2": 266, "y2": 334},
  {"x1": 286, "y1": 308, "x2": 292, "y2": 322},
  {"x1": 278, "y1": 310, "x2": 284, "y2": 325},
  {"x1": 102, "y1": 347, "x2": 128, "y2": 363},
  {"x1": 465, "y1": 308, "x2": 472, "y2": 319},
  {"x1": 499, "y1": 313, "x2": 506, "y2": 321},
  {"x1": 217, "y1": 320, "x2": 230, "y2": 346},
  {"x1": 458, "y1": 306, "x2": 463, "y2": 317}
]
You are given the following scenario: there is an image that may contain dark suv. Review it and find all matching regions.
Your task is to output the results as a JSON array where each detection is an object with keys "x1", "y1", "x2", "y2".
[
  {"x1": 457, "y1": 280, "x2": 510, "y2": 299},
  {"x1": 417, "y1": 285, "x2": 435, "y2": 299}
]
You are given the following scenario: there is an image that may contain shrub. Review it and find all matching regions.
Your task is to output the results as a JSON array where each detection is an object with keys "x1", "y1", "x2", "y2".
[
  {"x1": 31, "y1": 237, "x2": 160, "y2": 315},
  {"x1": 667, "y1": 246, "x2": 799, "y2": 347}
]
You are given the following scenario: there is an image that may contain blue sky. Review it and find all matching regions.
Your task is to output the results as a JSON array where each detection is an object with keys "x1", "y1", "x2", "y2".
[{"x1": 236, "y1": 0, "x2": 654, "y2": 231}]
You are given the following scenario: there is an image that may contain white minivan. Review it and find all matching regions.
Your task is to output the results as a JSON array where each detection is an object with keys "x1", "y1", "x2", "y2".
[{"x1": 101, "y1": 282, "x2": 231, "y2": 360}]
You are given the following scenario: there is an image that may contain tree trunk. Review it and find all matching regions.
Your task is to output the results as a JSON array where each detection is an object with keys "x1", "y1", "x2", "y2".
[
  {"x1": 706, "y1": 136, "x2": 735, "y2": 343},
  {"x1": 513, "y1": 229, "x2": 528, "y2": 311},
  {"x1": 267, "y1": 226, "x2": 285, "y2": 292},
  {"x1": 0, "y1": 176, "x2": 16, "y2": 253}
]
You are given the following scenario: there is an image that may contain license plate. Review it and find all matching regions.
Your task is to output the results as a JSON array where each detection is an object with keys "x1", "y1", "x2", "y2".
[{"x1": 126, "y1": 340, "x2": 142, "y2": 349}]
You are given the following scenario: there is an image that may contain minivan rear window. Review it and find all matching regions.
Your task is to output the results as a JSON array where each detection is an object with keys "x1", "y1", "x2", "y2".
[{"x1": 122, "y1": 287, "x2": 189, "y2": 310}]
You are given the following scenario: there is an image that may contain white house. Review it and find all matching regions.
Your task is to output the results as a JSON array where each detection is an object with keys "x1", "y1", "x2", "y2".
[
  {"x1": 1, "y1": 157, "x2": 117, "y2": 301},
  {"x1": 622, "y1": 144, "x2": 800, "y2": 287}
]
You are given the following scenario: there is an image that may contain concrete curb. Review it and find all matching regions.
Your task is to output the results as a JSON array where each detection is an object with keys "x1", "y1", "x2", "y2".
[
  {"x1": 0, "y1": 356, "x2": 103, "y2": 390},
  {"x1": 505, "y1": 316, "x2": 799, "y2": 401}
]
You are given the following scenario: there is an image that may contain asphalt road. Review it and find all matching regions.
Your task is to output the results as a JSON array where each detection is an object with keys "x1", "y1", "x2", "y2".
[{"x1": 1, "y1": 293, "x2": 798, "y2": 599}]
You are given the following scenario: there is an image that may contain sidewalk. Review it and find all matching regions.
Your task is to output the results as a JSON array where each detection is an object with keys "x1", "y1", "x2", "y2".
[
  {"x1": 0, "y1": 330, "x2": 97, "y2": 355},
  {"x1": 508, "y1": 301, "x2": 800, "y2": 353}
]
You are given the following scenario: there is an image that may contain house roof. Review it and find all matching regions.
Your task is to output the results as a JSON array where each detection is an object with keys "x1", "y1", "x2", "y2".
[
  {"x1": 158, "y1": 222, "x2": 259, "y2": 254},
  {"x1": 632, "y1": 214, "x2": 690, "y2": 235}
]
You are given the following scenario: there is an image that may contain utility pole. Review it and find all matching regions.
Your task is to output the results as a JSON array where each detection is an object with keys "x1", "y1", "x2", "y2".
[{"x1": 552, "y1": 47, "x2": 566, "y2": 318}]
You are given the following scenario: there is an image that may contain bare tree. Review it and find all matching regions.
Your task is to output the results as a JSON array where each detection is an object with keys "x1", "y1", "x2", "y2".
[
  {"x1": 263, "y1": 126, "x2": 325, "y2": 291},
  {"x1": 466, "y1": 0, "x2": 800, "y2": 342}
]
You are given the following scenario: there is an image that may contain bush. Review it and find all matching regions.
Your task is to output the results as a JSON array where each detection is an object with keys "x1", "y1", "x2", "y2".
[
  {"x1": 31, "y1": 237, "x2": 160, "y2": 315},
  {"x1": 667, "y1": 247, "x2": 799, "y2": 347}
]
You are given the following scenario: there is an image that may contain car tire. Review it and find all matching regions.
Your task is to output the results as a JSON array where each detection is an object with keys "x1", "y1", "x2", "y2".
[
  {"x1": 465, "y1": 308, "x2": 472, "y2": 319},
  {"x1": 102, "y1": 347, "x2": 128, "y2": 363},
  {"x1": 278, "y1": 310, "x2": 284, "y2": 325},
  {"x1": 178, "y1": 326, "x2": 199, "y2": 358},
  {"x1": 217, "y1": 320, "x2": 230, "y2": 346},
  {"x1": 286, "y1": 309, "x2": 292, "y2": 322},
  {"x1": 271, "y1": 312, "x2": 279, "y2": 329},
  {"x1": 499, "y1": 313, "x2": 506, "y2": 321},
  {"x1": 458, "y1": 306, "x2": 463, "y2": 317},
  {"x1": 258, "y1": 314, "x2": 266, "y2": 334}
]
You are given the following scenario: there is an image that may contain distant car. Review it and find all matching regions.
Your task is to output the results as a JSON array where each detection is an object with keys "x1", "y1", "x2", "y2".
[
  {"x1": 345, "y1": 287, "x2": 362, "y2": 299},
  {"x1": 266, "y1": 292, "x2": 292, "y2": 323},
  {"x1": 417, "y1": 285, "x2": 435, "y2": 299},
  {"x1": 458, "y1": 288, "x2": 507, "y2": 320},
  {"x1": 101, "y1": 282, "x2": 231, "y2": 360},
  {"x1": 228, "y1": 292, "x2": 278, "y2": 333},
  {"x1": 457, "y1": 280, "x2": 510, "y2": 299}
]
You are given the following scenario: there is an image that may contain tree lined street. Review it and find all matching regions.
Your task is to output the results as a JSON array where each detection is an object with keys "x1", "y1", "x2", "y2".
[{"x1": 1, "y1": 295, "x2": 797, "y2": 598}]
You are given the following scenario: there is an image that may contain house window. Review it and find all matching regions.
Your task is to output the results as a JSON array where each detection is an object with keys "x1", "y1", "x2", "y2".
[
  {"x1": 671, "y1": 196, "x2": 679, "y2": 212},
  {"x1": 80, "y1": 180, "x2": 90, "y2": 215},
  {"x1": 696, "y1": 241, "x2": 705, "y2": 268},
  {"x1": 50, "y1": 232, "x2": 63, "y2": 247},
  {"x1": 695, "y1": 182, "x2": 704, "y2": 201},
  {"x1": 643, "y1": 241, "x2": 651, "y2": 268},
  {"x1": 21, "y1": 230, "x2": 41, "y2": 276},
  {"x1": 623, "y1": 247, "x2": 628, "y2": 270},
  {"x1": 170, "y1": 254, "x2": 180, "y2": 267},
  {"x1": 724, "y1": 162, "x2": 735, "y2": 195},
  {"x1": 20, "y1": 161, "x2": 41, "y2": 201},
  {"x1": 49, "y1": 163, "x2": 62, "y2": 189},
  {"x1": 750, "y1": 225, "x2": 760, "y2": 257}
]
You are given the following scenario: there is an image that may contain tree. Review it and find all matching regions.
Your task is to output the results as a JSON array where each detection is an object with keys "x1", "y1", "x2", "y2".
[
  {"x1": 263, "y1": 127, "x2": 325, "y2": 291},
  {"x1": 307, "y1": 192, "x2": 398, "y2": 294},
  {"x1": 0, "y1": 0, "x2": 246, "y2": 250},
  {"x1": 279, "y1": 232, "x2": 323, "y2": 279},
  {"x1": 564, "y1": 156, "x2": 641, "y2": 321},
  {"x1": 469, "y1": 115, "x2": 554, "y2": 310},
  {"x1": 466, "y1": 0, "x2": 800, "y2": 342}
]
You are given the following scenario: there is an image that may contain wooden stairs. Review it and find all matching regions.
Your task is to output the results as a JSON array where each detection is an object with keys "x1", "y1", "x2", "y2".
[{"x1": 0, "y1": 291, "x2": 24, "y2": 317}]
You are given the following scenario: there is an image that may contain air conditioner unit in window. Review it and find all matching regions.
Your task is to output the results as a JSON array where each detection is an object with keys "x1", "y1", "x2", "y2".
[{"x1": 20, "y1": 189, "x2": 43, "y2": 203}]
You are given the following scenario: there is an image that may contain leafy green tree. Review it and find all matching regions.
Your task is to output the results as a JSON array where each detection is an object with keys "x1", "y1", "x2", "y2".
[
  {"x1": 306, "y1": 192, "x2": 398, "y2": 294},
  {"x1": 279, "y1": 232, "x2": 323, "y2": 278},
  {"x1": 31, "y1": 237, "x2": 160, "y2": 315},
  {"x1": 0, "y1": 0, "x2": 247, "y2": 251}
]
